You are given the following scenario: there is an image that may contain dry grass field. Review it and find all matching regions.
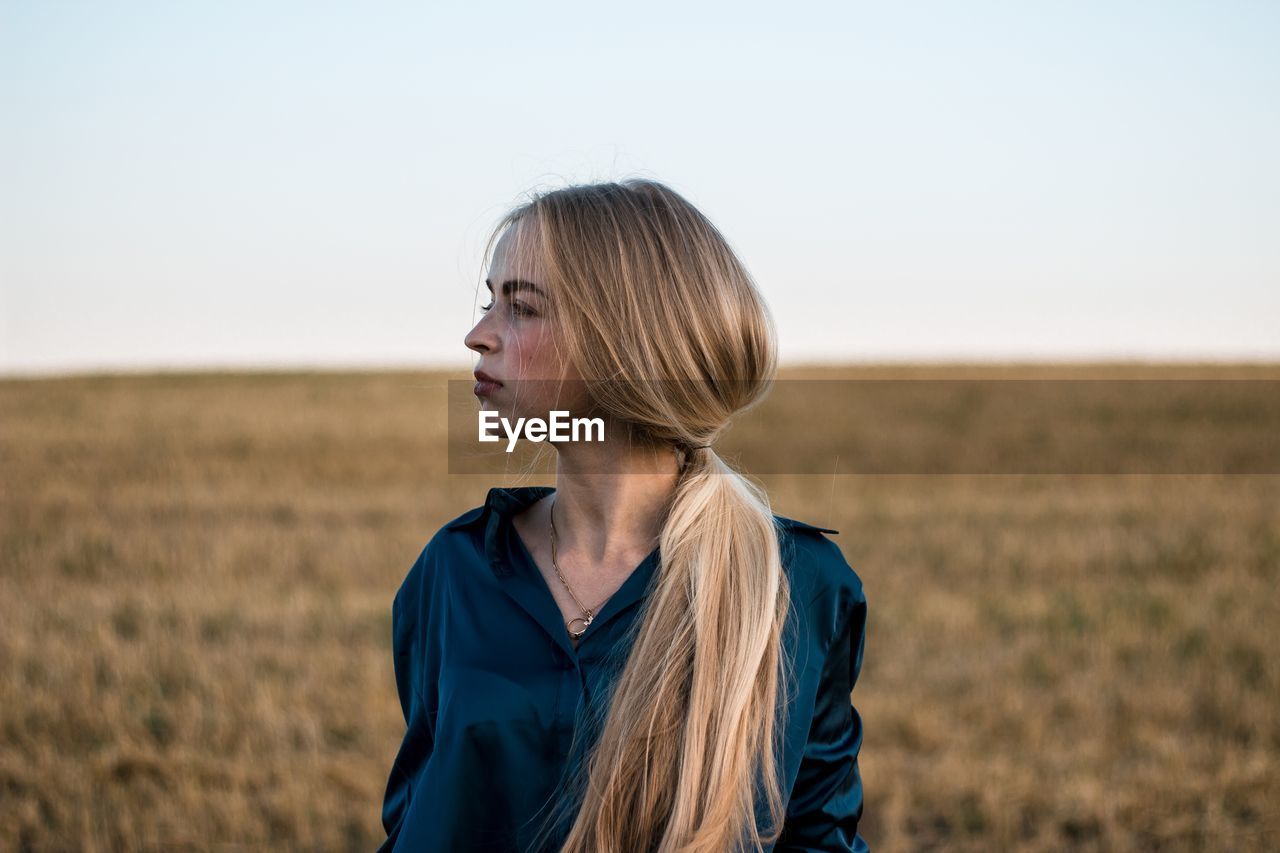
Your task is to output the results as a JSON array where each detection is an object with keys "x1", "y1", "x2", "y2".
[{"x1": 1, "y1": 365, "x2": 1277, "y2": 851}]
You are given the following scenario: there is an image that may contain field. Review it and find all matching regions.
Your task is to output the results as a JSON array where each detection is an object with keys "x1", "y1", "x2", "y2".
[{"x1": 1, "y1": 365, "x2": 1277, "y2": 851}]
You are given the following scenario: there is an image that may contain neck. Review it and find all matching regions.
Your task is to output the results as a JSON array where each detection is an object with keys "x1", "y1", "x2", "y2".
[{"x1": 550, "y1": 438, "x2": 680, "y2": 565}]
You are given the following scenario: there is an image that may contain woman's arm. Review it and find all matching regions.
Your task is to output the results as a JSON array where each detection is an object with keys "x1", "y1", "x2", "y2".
[
  {"x1": 377, "y1": 548, "x2": 439, "y2": 853},
  {"x1": 776, "y1": 587, "x2": 870, "y2": 852}
]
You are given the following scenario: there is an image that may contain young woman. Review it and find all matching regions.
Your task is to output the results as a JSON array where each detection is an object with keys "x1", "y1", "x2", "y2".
[{"x1": 378, "y1": 179, "x2": 869, "y2": 852}]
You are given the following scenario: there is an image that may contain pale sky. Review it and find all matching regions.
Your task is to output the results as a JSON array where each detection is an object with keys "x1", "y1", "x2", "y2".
[{"x1": 2, "y1": 0, "x2": 1277, "y2": 376}]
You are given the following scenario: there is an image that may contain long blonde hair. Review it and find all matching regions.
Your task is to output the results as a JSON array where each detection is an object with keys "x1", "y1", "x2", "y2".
[{"x1": 487, "y1": 179, "x2": 792, "y2": 852}]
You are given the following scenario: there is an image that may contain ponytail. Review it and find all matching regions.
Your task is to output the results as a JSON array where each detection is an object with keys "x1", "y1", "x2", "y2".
[{"x1": 527, "y1": 447, "x2": 791, "y2": 853}]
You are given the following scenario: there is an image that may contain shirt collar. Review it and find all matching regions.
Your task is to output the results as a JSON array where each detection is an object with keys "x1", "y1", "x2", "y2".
[
  {"x1": 773, "y1": 515, "x2": 839, "y2": 535},
  {"x1": 451, "y1": 485, "x2": 660, "y2": 658},
  {"x1": 444, "y1": 485, "x2": 838, "y2": 554},
  {"x1": 444, "y1": 485, "x2": 555, "y2": 577},
  {"x1": 443, "y1": 485, "x2": 837, "y2": 658}
]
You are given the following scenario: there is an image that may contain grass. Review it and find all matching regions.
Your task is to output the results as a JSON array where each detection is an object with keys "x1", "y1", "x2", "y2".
[{"x1": 1, "y1": 364, "x2": 1276, "y2": 851}]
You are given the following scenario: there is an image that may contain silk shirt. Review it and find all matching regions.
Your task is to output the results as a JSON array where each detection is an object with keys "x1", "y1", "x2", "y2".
[{"x1": 378, "y1": 486, "x2": 870, "y2": 852}]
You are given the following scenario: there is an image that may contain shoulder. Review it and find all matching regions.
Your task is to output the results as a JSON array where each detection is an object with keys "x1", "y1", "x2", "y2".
[
  {"x1": 773, "y1": 513, "x2": 867, "y2": 648},
  {"x1": 424, "y1": 502, "x2": 488, "y2": 559},
  {"x1": 772, "y1": 513, "x2": 864, "y2": 601},
  {"x1": 394, "y1": 503, "x2": 487, "y2": 612}
]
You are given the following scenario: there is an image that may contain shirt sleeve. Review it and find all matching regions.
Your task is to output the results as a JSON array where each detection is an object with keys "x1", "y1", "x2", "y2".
[
  {"x1": 776, "y1": 586, "x2": 869, "y2": 852},
  {"x1": 377, "y1": 548, "x2": 438, "y2": 853}
]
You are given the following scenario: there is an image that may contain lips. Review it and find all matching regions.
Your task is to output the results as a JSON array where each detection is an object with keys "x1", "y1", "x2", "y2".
[{"x1": 473, "y1": 370, "x2": 503, "y2": 398}]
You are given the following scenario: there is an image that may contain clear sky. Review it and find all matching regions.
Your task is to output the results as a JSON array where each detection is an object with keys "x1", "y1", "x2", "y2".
[{"x1": 2, "y1": 0, "x2": 1277, "y2": 375}]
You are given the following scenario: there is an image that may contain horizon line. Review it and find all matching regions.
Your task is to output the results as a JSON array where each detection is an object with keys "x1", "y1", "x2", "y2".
[{"x1": 4, "y1": 352, "x2": 1280, "y2": 381}]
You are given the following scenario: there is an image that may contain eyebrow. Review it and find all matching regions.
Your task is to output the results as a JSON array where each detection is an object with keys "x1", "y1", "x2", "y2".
[{"x1": 485, "y1": 278, "x2": 547, "y2": 299}]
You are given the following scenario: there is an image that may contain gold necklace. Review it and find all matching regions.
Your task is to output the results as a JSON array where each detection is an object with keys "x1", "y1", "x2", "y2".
[{"x1": 548, "y1": 496, "x2": 602, "y2": 642}]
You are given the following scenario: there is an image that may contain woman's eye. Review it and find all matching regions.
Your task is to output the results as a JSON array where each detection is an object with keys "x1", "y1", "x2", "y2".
[{"x1": 479, "y1": 300, "x2": 535, "y2": 318}]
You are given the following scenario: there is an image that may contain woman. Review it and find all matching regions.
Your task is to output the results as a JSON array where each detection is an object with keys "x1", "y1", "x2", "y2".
[{"x1": 379, "y1": 179, "x2": 869, "y2": 852}]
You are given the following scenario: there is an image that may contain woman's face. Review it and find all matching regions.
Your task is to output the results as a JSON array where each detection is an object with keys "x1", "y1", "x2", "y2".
[{"x1": 464, "y1": 220, "x2": 590, "y2": 423}]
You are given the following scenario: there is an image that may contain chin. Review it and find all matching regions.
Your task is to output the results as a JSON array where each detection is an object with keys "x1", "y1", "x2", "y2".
[{"x1": 477, "y1": 392, "x2": 508, "y2": 410}]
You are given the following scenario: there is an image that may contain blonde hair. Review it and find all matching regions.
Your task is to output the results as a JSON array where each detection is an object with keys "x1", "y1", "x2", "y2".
[{"x1": 486, "y1": 179, "x2": 792, "y2": 852}]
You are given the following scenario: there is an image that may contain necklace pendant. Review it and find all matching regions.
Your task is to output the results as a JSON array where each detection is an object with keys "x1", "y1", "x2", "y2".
[{"x1": 567, "y1": 614, "x2": 592, "y2": 639}]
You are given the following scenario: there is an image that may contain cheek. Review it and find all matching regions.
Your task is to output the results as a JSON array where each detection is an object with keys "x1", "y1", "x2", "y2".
[
  {"x1": 511, "y1": 325, "x2": 563, "y2": 380},
  {"x1": 502, "y1": 326, "x2": 566, "y2": 416},
  {"x1": 508, "y1": 329, "x2": 594, "y2": 417}
]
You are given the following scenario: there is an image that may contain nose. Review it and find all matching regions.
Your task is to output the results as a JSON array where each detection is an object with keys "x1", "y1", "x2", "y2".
[{"x1": 465, "y1": 312, "x2": 497, "y2": 355}]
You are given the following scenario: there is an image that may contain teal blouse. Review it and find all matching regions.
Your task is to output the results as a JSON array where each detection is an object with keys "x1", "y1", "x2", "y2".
[{"x1": 378, "y1": 486, "x2": 869, "y2": 852}]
